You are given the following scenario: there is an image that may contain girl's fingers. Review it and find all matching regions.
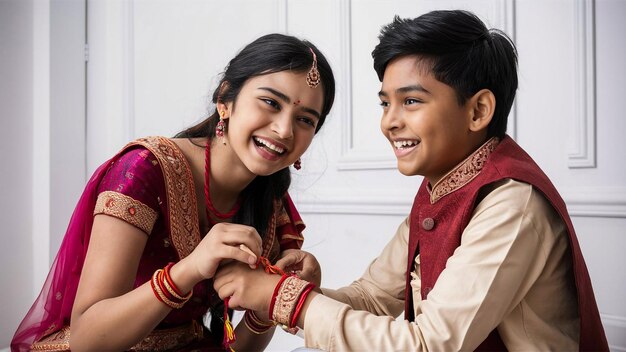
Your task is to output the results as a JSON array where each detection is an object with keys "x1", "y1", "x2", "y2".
[
  {"x1": 275, "y1": 251, "x2": 301, "y2": 270},
  {"x1": 220, "y1": 244, "x2": 257, "y2": 267},
  {"x1": 239, "y1": 244, "x2": 258, "y2": 268}
]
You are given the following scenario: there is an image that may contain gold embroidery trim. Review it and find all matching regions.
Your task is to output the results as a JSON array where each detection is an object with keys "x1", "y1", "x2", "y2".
[
  {"x1": 126, "y1": 137, "x2": 201, "y2": 259},
  {"x1": 429, "y1": 137, "x2": 500, "y2": 204},
  {"x1": 276, "y1": 207, "x2": 291, "y2": 227},
  {"x1": 94, "y1": 191, "x2": 158, "y2": 234},
  {"x1": 272, "y1": 276, "x2": 309, "y2": 326},
  {"x1": 31, "y1": 326, "x2": 70, "y2": 351},
  {"x1": 30, "y1": 321, "x2": 203, "y2": 352},
  {"x1": 129, "y1": 320, "x2": 204, "y2": 351},
  {"x1": 262, "y1": 200, "x2": 281, "y2": 262}
]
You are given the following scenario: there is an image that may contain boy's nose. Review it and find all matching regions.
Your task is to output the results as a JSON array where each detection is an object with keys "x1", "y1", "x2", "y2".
[{"x1": 381, "y1": 108, "x2": 402, "y2": 132}]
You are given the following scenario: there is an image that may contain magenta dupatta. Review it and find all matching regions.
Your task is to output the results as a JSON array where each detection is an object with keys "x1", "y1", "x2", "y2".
[{"x1": 11, "y1": 154, "x2": 119, "y2": 351}]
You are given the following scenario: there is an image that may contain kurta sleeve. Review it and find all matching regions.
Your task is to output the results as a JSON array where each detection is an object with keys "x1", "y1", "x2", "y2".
[
  {"x1": 320, "y1": 217, "x2": 408, "y2": 316},
  {"x1": 304, "y1": 180, "x2": 573, "y2": 351},
  {"x1": 93, "y1": 147, "x2": 164, "y2": 235}
]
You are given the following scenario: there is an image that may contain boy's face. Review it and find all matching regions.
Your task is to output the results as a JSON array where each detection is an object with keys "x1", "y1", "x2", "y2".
[{"x1": 378, "y1": 55, "x2": 476, "y2": 184}]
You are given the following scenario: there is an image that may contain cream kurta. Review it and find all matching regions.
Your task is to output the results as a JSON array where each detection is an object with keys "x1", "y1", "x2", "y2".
[{"x1": 304, "y1": 179, "x2": 579, "y2": 351}]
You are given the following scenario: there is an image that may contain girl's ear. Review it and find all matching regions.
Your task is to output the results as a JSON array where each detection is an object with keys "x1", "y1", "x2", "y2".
[
  {"x1": 216, "y1": 81, "x2": 232, "y2": 120},
  {"x1": 216, "y1": 101, "x2": 229, "y2": 120},
  {"x1": 468, "y1": 89, "x2": 495, "y2": 132}
]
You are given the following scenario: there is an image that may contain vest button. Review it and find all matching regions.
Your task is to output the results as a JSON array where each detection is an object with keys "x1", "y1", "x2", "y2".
[{"x1": 422, "y1": 217, "x2": 435, "y2": 231}]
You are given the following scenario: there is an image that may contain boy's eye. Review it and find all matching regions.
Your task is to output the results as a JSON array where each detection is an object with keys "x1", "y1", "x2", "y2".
[{"x1": 405, "y1": 98, "x2": 421, "y2": 105}]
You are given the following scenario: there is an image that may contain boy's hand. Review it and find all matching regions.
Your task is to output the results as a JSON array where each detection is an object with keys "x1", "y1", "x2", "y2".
[
  {"x1": 275, "y1": 249, "x2": 322, "y2": 287},
  {"x1": 213, "y1": 262, "x2": 279, "y2": 312}
]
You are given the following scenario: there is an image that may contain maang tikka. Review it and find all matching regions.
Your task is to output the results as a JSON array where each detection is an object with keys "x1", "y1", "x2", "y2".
[
  {"x1": 306, "y1": 48, "x2": 320, "y2": 88},
  {"x1": 216, "y1": 110, "x2": 226, "y2": 145}
]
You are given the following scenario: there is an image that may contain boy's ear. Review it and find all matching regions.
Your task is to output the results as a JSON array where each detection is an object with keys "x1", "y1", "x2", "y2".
[{"x1": 468, "y1": 89, "x2": 495, "y2": 132}]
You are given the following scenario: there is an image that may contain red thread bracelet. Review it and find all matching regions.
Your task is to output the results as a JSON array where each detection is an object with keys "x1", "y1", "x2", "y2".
[{"x1": 290, "y1": 282, "x2": 316, "y2": 328}]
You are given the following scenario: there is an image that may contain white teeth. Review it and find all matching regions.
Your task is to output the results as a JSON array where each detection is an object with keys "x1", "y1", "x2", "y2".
[
  {"x1": 254, "y1": 137, "x2": 285, "y2": 154},
  {"x1": 393, "y1": 140, "x2": 418, "y2": 149}
]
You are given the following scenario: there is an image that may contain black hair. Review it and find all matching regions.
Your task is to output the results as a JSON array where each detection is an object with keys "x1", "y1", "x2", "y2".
[
  {"x1": 372, "y1": 10, "x2": 518, "y2": 138},
  {"x1": 175, "y1": 33, "x2": 335, "y2": 238}
]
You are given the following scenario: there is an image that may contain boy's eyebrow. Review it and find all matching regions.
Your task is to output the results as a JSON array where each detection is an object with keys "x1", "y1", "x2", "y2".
[
  {"x1": 258, "y1": 86, "x2": 321, "y2": 119},
  {"x1": 378, "y1": 84, "x2": 431, "y2": 97}
]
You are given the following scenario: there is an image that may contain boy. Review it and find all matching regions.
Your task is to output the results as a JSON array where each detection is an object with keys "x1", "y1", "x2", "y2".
[{"x1": 213, "y1": 10, "x2": 608, "y2": 351}]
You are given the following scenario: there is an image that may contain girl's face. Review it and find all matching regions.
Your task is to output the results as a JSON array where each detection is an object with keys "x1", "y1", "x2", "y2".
[{"x1": 220, "y1": 70, "x2": 325, "y2": 176}]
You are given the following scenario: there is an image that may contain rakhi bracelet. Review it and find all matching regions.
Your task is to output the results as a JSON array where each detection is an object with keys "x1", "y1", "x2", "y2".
[
  {"x1": 289, "y1": 282, "x2": 316, "y2": 328},
  {"x1": 244, "y1": 310, "x2": 275, "y2": 334},
  {"x1": 268, "y1": 274, "x2": 290, "y2": 321},
  {"x1": 271, "y1": 276, "x2": 311, "y2": 328}
]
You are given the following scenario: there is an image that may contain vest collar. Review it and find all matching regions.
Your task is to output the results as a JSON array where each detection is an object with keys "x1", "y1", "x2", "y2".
[{"x1": 428, "y1": 137, "x2": 500, "y2": 204}]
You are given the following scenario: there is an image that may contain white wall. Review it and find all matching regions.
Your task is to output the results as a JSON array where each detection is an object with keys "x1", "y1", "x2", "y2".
[
  {"x1": 3, "y1": 0, "x2": 625, "y2": 350},
  {"x1": 0, "y1": 0, "x2": 34, "y2": 346},
  {"x1": 0, "y1": 0, "x2": 85, "y2": 348}
]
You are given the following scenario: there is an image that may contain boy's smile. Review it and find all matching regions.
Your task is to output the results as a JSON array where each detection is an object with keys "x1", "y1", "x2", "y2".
[{"x1": 379, "y1": 55, "x2": 483, "y2": 185}]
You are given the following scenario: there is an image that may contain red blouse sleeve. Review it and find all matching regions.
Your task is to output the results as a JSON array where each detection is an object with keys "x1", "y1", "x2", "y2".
[{"x1": 94, "y1": 146, "x2": 166, "y2": 235}]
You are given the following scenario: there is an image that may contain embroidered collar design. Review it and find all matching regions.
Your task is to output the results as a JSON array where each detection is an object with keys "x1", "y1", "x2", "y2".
[{"x1": 428, "y1": 137, "x2": 500, "y2": 204}]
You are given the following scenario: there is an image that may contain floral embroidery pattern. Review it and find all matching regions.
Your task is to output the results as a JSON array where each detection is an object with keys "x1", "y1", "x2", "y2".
[
  {"x1": 129, "y1": 137, "x2": 201, "y2": 259},
  {"x1": 94, "y1": 191, "x2": 158, "y2": 234},
  {"x1": 429, "y1": 137, "x2": 499, "y2": 204}
]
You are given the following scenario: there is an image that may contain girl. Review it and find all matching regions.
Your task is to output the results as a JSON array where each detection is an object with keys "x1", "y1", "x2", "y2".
[{"x1": 12, "y1": 33, "x2": 335, "y2": 351}]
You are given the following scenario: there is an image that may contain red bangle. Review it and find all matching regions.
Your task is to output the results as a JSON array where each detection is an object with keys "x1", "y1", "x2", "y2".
[
  {"x1": 244, "y1": 310, "x2": 274, "y2": 334},
  {"x1": 163, "y1": 262, "x2": 185, "y2": 297},
  {"x1": 268, "y1": 274, "x2": 289, "y2": 321},
  {"x1": 290, "y1": 283, "x2": 316, "y2": 328},
  {"x1": 150, "y1": 265, "x2": 192, "y2": 309},
  {"x1": 150, "y1": 270, "x2": 166, "y2": 305}
]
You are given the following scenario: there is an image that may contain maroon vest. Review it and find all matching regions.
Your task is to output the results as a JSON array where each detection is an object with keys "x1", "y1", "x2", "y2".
[{"x1": 404, "y1": 136, "x2": 608, "y2": 351}]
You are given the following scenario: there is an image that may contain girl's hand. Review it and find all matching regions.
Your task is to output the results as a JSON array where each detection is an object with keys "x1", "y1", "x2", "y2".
[
  {"x1": 275, "y1": 249, "x2": 322, "y2": 287},
  {"x1": 213, "y1": 262, "x2": 280, "y2": 312},
  {"x1": 183, "y1": 223, "x2": 262, "y2": 282}
]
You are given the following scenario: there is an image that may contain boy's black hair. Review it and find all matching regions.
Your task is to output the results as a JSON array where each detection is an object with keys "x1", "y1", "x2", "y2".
[{"x1": 372, "y1": 10, "x2": 517, "y2": 138}]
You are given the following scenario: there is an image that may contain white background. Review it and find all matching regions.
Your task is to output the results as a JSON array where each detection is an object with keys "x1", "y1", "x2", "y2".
[{"x1": 2, "y1": 0, "x2": 625, "y2": 351}]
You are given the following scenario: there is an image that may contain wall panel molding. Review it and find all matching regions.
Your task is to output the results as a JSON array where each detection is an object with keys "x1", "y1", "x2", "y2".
[
  {"x1": 563, "y1": 187, "x2": 626, "y2": 218},
  {"x1": 278, "y1": 0, "x2": 288, "y2": 33},
  {"x1": 295, "y1": 186, "x2": 626, "y2": 218},
  {"x1": 568, "y1": 0, "x2": 596, "y2": 168},
  {"x1": 602, "y1": 314, "x2": 626, "y2": 352},
  {"x1": 86, "y1": 0, "x2": 136, "y2": 173},
  {"x1": 495, "y1": 0, "x2": 517, "y2": 139}
]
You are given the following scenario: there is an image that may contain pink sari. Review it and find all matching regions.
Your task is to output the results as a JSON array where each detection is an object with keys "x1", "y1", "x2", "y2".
[{"x1": 12, "y1": 136, "x2": 305, "y2": 351}]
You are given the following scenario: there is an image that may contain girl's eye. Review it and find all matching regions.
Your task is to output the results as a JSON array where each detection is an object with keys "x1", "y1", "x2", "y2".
[
  {"x1": 262, "y1": 98, "x2": 280, "y2": 110},
  {"x1": 297, "y1": 117, "x2": 316, "y2": 128},
  {"x1": 379, "y1": 101, "x2": 389, "y2": 108}
]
